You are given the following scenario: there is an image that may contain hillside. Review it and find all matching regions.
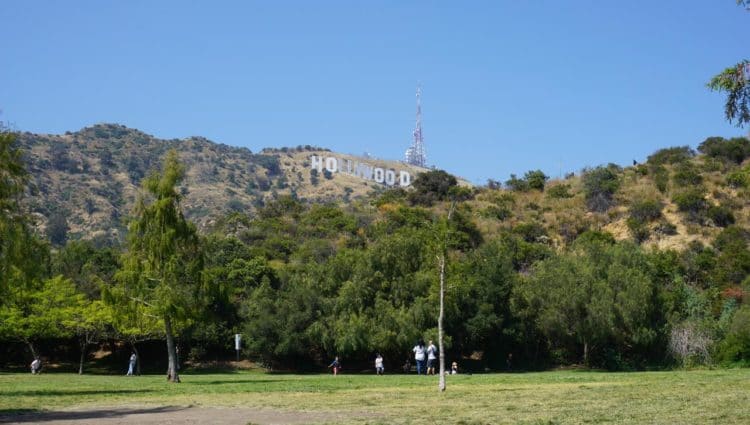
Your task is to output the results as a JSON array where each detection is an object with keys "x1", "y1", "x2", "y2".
[
  {"x1": 16, "y1": 123, "x2": 750, "y2": 254},
  {"x1": 16, "y1": 123, "x2": 434, "y2": 244}
]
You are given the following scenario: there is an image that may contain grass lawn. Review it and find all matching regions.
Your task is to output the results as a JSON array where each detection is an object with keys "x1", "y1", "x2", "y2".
[{"x1": 1, "y1": 369, "x2": 749, "y2": 424}]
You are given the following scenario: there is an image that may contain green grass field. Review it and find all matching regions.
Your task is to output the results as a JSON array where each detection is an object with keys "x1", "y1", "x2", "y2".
[{"x1": 1, "y1": 369, "x2": 749, "y2": 424}]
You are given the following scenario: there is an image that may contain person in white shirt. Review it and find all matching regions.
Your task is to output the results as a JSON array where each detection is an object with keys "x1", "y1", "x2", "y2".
[
  {"x1": 30, "y1": 358, "x2": 41, "y2": 374},
  {"x1": 426, "y1": 340, "x2": 437, "y2": 375},
  {"x1": 412, "y1": 340, "x2": 426, "y2": 375},
  {"x1": 375, "y1": 353, "x2": 384, "y2": 375}
]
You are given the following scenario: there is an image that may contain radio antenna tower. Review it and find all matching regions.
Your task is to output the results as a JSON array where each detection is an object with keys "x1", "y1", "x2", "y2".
[{"x1": 405, "y1": 85, "x2": 427, "y2": 167}]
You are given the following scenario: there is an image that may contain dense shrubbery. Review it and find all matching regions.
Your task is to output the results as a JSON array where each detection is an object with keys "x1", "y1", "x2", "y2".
[
  {"x1": 698, "y1": 136, "x2": 750, "y2": 164},
  {"x1": 647, "y1": 146, "x2": 696, "y2": 165},
  {"x1": 582, "y1": 164, "x2": 621, "y2": 212}
]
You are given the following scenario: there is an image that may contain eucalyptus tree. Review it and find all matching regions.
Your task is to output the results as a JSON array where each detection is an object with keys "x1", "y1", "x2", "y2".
[{"x1": 106, "y1": 150, "x2": 204, "y2": 383}]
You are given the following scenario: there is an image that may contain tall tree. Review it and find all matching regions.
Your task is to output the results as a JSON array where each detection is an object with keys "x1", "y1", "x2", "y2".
[{"x1": 106, "y1": 150, "x2": 204, "y2": 382}]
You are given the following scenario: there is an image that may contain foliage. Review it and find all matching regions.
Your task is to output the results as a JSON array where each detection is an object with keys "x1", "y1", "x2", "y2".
[
  {"x1": 581, "y1": 164, "x2": 621, "y2": 212},
  {"x1": 408, "y1": 169, "x2": 458, "y2": 206},
  {"x1": 708, "y1": 60, "x2": 750, "y2": 127},
  {"x1": 105, "y1": 150, "x2": 204, "y2": 382},
  {"x1": 646, "y1": 146, "x2": 695, "y2": 166},
  {"x1": 546, "y1": 183, "x2": 573, "y2": 199},
  {"x1": 629, "y1": 199, "x2": 663, "y2": 223},
  {"x1": 697, "y1": 136, "x2": 750, "y2": 163},
  {"x1": 516, "y1": 240, "x2": 658, "y2": 368},
  {"x1": 672, "y1": 187, "x2": 707, "y2": 221}
]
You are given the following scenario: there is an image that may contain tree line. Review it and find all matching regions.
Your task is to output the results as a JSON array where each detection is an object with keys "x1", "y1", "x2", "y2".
[{"x1": 2, "y1": 127, "x2": 750, "y2": 380}]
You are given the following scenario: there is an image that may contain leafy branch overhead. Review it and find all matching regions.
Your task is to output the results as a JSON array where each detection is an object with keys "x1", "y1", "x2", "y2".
[{"x1": 708, "y1": 2, "x2": 749, "y2": 127}]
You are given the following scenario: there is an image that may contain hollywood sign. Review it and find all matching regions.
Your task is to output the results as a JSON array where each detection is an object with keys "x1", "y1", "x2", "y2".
[{"x1": 310, "y1": 155, "x2": 413, "y2": 187}]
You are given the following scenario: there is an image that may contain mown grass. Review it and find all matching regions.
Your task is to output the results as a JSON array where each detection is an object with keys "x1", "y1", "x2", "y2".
[{"x1": 1, "y1": 369, "x2": 749, "y2": 424}]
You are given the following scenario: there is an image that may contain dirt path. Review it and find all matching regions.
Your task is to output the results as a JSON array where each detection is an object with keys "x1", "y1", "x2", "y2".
[{"x1": 0, "y1": 406, "x2": 367, "y2": 425}]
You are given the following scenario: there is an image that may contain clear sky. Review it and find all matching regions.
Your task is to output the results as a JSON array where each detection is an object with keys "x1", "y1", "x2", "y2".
[{"x1": 1, "y1": 1, "x2": 747, "y2": 184}]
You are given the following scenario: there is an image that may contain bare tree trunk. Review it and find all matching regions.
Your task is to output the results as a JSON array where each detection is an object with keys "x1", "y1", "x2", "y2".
[
  {"x1": 583, "y1": 340, "x2": 589, "y2": 366},
  {"x1": 131, "y1": 341, "x2": 141, "y2": 376},
  {"x1": 437, "y1": 201, "x2": 455, "y2": 393},
  {"x1": 78, "y1": 336, "x2": 86, "y2": 375},
  {"x1": 25, "y1": 340, "x2": 38, "y2": 360},
  {"x1": 438, "y1": 253, "x2": 446, "y2": 392},
  {"x1": 164, "y1": 315, "x2": 180, "y2": 383}
]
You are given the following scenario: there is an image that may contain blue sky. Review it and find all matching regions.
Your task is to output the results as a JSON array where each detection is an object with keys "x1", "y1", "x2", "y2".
[{"x1": 1, "y1": 1, "x2": 747, "y2": 184}]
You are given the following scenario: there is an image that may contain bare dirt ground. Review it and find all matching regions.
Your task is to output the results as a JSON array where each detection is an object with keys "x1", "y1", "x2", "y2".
[{"x1": 0, "y1": 406, "x2": 366, "y2": 425}]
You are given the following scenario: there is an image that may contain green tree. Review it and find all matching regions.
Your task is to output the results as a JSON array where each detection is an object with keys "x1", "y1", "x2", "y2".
[
  {"x1": 106, "y1": 150, "x2": 204, "y2": 382},
  {"x1": 0, "y1": 275, "x2": 81, "y2": 359},
  {"x1": 707, "y1": 2, "x2": 749, "y2": 126},
  {"x1": 517, "y1": 241, "x2": 657, "y2": 367},
  {"x1": 0, "y1": 127, "x2": 48, "y2": 301}
]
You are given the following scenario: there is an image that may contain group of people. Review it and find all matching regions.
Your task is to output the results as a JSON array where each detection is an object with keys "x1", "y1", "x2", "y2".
[{"x1": 328, "y1": 340, "x2": 461, "y2": 376}]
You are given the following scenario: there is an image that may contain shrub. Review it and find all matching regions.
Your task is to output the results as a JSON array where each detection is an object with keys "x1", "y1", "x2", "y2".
[
  {"x1": 672, "y1": 187, "x2": 707, "y2": 221},
  {"x1": 408, "y1": 169, "x2": 458, "y2": 206},
  {"x1": 582, "y1": 164, "x2": 621, "y2": 212},
  {"x1": 546, "y1": 183, "x2": 574, "y2": 199},
  {"x1": 698, "y1": 136, "x2": 750, "y2": 164},
  {"x1": 727, "y1": 169, "x2": 749, "y2": 188},
  {"x1": 654, "y1": 221, "x2": 678, "y2": 236},
  {"x1": 629, "y1": 199, "x2": 663, "y2": 222},
  {"x1": 481, "y1": 205, "x2": 512, "y2": 220},
  {"x1": 505, "y1": 174, "x2": 529, "y2": 192},
  {"x1": 524, "y1": 170, "x2": 549, "y2": 191},
  {"x1": 626, "y1": 217, "x2": 650, "y2": 244},
  {"x1": 647, "y1": 146, "x2": 695, "y2": 165},
  {"x1": 672, "y1": 163, "x2": 703, "y2": 187},
  {"x1": 707, "y1": 205, "x2": 735, "y2": 227},
  {"x1": 651, "y1": 165, "x2": 669, "y2": 193}
]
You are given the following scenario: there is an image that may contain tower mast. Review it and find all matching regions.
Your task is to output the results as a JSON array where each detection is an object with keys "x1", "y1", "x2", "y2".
[{"x1": 405, "y1": 85, "x2": 427, "y2": 167}]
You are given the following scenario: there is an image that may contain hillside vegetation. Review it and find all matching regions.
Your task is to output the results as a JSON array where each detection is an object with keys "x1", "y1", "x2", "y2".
[
  {"x1": 3, "y1": 123, "x2": 750, "y2": 374},
  {"x1": 17, "y1": 123, "x2": 431, "y2": 245}
]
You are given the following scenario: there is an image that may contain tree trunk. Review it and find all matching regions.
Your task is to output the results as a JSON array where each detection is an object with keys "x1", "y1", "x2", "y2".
[
  {"x1": 131, "y1": 341, "x2": 141, "y2": 376},
  {"x1": 164, "y1": 315, "x2": 180, "y2": 383},
  {"x1": 583, "y1": 340, "x2": 589, "y2": 366},
  {"x1": 25, "y1": 340, "x2": 38, "y2": 360},
  {"x1": 78, "y1": 336, "x2": 86, "y2": 375},
  {"x1": 438, "y1": 253, "x2": 446, "y2": 392}
]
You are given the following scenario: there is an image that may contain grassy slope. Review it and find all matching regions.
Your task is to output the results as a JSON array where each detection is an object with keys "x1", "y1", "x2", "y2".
[{"x1": 1, "y1": 370, "x2": 749, "y2": 424}]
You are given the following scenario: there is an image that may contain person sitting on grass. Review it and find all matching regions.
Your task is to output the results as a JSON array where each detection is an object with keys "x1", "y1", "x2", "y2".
[{"x1": 328, "y1": 356, "x2": 341, "y2": 376}]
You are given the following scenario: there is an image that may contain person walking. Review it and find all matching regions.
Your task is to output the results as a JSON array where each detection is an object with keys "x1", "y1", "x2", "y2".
[
  {"x1": 426, "y1": 340, "x2": 437, "y2": 375},
  {"x1": 126, "y1": 353, "x2": 137, "y2": 376},
  {"x1": 412, "y1": 340, "x2": 426, "y2": 375},
  {"x1": 375, "y1": 353, "x2": 384, "y2": 375}
]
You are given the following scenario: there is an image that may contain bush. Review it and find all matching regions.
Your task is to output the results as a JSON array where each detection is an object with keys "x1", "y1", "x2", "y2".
[
  {"x1": 654, "y1": 221, "x2": 678, "y2": 236},
  {"x1": 672, "y1": 187, "x2": 707, "y2": 221},
  {"x1": 481, "y1": 205, "x2": 512, "y2": 220},
  {"x1": 707, "y1": 205, "x2": 735, "y2": 227},
  {"x1": 524, "y1": 170, "x2": 549, "y2": 191},
  {"x1": 505, "y1": 174, "x2": 529, "y2": 192},
  {"x1": 582, "y1": 164, "x2": 621, "y2": 212},
  {"x1": 629, "y1": 199, "x2": 663, "y2": 222},
  {"x1": 726, "y1": 169, "x2": 749, "y2": 188},
  {"x1": 647, "y1": 146, "x2": 695, "y2": 165},
  {"x1": 546, "y1": 183, "x2": 574, "y2": 199},
  {"x1": 672, "y1": 163, "x2": 703, "y2": 187},
  {"x1": 626, "y1": 217, "x2": 650, "y2": 244},
  {"x1": 716, "y1": 306, "x2": 750, "y2": 365},
  {"x1": 651, "y1": 165, "x2": 669, "y2": 193},
  {"x1": 408, "y1": 169, "x2": 458, "y2": 206},
  {"x1": 698, "y1": 136, "x2": 750, "y2": 164}
]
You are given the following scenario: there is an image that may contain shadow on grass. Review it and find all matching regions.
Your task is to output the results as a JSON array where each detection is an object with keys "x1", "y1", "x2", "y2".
[
  {"x1": 2, "y1": 389, "x2": 154, "y2": 397},
  {"x1": 190, "y1": 378, "x2": 285, "y2": 386},
  {"x1": 0, "y1": 406, "x2": 184, "y2": 423}
]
